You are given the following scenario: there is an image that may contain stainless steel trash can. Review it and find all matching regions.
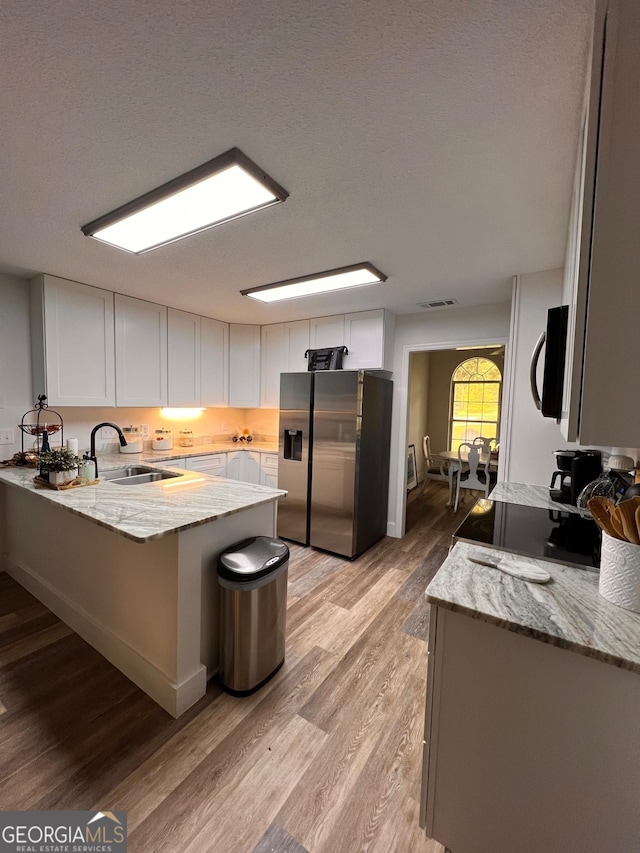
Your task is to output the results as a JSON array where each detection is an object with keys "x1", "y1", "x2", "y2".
[{"x1": 218, "y1": 536, "x2": 289, "y2": 695}]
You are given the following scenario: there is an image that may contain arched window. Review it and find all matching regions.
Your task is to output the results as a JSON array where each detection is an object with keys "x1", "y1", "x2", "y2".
[{"x1": 449, "y1": 357, "x2": 502, "y2": 452}]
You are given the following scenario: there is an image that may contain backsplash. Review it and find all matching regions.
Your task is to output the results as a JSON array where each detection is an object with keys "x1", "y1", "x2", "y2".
[{"x1": 12, "y1": 406, "x2": 280, "y2": 456}]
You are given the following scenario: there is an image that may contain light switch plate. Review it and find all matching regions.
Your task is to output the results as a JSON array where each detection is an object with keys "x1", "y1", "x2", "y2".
[{"x1": 0, "y1": 428, "x2": 14, "y2": 445}]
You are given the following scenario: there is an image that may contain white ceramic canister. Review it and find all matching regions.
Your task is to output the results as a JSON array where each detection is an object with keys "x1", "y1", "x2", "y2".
[
  {"x1": 599, "y1": 531, "x2": 640, "y2": 614},
  {"x1": 120, "y1": 425, "x2": 144, "y2": 453},
  {"x1": 152, "y1": 428, "x2": 174, "y2": 451}
]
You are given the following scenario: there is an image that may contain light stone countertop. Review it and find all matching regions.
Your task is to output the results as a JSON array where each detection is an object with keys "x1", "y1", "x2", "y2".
[
  {"x1": 490, "y1": 481, "x2": 580, "y2": 513},
  {"x1": 0, "y1": 461, "x2": 286, "y2": 544},
  {"x1": 427, "y1": 540, "x2": 640, "y2": 674}
]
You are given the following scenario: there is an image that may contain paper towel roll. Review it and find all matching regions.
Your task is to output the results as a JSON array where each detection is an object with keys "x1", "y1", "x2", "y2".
[{"x1": 66, "y1": 437, "x2": 79, "y2": 454}]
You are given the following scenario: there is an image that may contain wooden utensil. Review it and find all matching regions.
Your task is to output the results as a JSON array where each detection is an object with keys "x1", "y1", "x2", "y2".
[
  {"x1": 588, "y1": 496, "x2": 623, "y2": 539},
  {"x1": 617, "y1": 500, "x2": 640, "y2": 545},
  {"x1": 609, "y1": 506, "x2": 627, "y2": 540}
]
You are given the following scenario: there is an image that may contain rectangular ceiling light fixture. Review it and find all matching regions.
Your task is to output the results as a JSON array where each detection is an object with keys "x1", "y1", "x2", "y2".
[
  {"x1": 241, "y1": 262, "x2": 387, "y2": 303},
  {"x1": 81, "y1": 148, "x2": 288, "y2": 254}
]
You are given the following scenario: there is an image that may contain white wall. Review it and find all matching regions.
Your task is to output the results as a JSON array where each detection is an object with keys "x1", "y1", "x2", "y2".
[
  {"x1": 407, "y1": 351, "x2": 431, "y2": 483},
  {"x1": 388, "y1": 302, "x2": 512, "y2": 537},
  {"x1": 0, "y1": 274, "x2": 33, "y2": 457}
]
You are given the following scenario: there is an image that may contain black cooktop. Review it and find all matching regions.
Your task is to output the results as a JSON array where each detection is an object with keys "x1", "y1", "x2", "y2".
[{"x1": 453, "y1": 500, "x2": 601, "y2": 571}]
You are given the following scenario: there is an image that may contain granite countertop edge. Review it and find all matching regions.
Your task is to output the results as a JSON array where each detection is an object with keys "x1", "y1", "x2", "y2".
[
  {"x1": 426, "y1": 541, "x2": 640, "y2": 675},
  {"x1": 0, "y1": 465, "x2": 286, "y2": 544}
]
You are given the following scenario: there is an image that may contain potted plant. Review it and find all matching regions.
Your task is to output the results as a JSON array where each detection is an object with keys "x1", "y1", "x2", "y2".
[{"x1": 38, "y1": 447, "x2": 80, "y2": 485}]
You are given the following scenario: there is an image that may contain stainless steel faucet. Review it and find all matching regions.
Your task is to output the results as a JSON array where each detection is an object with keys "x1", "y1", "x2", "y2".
[{"x1": 84, "y1": 422, "x2": 127, "y2": 476}]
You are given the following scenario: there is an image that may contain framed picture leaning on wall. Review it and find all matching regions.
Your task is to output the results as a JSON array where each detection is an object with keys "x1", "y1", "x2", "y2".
[{"x1": 407, "y1": 443, "x2": 418, "y2": 491}]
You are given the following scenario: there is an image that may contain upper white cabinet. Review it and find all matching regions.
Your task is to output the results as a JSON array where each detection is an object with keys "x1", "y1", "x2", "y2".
[
  {"x1": 167, "y1": 309, "x2": 201, "y2": 407},
  {"x1": 261, "y1": 320, "x2": 310, "y2": 408},
  {"x1": 284, "y1": 320, "x2": 310, "y2": 372},
  {"x1": 115, "y1": 294, "x2": 167, "y2": 407},
  {"x1": 201, "y1": 317, "x2": 229, "y2": 407},
  {"x1": 261, "y1": 324, "x2": 286, "y2": 409},
  {"x1": 309, "y1": 315, "x2": 345, "y2": 350},
  {"x1": 30, "y1": 274, "x2": 116, "y2": 407},
  {"x1": 229, "y1": 324, "x2": 261, "y2": 407},
  {"x1": 562, "y1": 0, "x2": 640, "y2": 446},
  {"x1": 343, "y1": 309, "x2": 394, "y2": 371}
]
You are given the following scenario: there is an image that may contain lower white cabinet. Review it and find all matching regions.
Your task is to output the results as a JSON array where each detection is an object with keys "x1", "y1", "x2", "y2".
[
  {"x1": 260, "y1": 453, "x2": 278, "y2": 487},
  {"x1": 184, "y1": 453, "x2": 227, "y2": 477},
  {"x1": 161, "y1": 457, "x2": 187, "y2": 469},
  {"x1": 226, "y1": 450, "x2": 261, "y2": 484}
]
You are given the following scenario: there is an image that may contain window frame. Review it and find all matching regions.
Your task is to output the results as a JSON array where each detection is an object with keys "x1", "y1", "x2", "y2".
[{"x1": 448, "y1": 357, "x2": 502, "y2": 452}]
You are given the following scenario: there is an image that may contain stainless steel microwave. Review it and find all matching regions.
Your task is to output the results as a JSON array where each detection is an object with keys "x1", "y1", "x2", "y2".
[{"x1": 530, "y1": 305, "x2": 569, "y2": 421}]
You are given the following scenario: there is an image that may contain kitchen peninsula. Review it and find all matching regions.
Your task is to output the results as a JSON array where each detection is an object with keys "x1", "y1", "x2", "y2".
[
  {"x1": 420, "y1": 540, "x2": 640, "y2": 853},
  {"x1": 0, "y1": 460, "x2": 285, "y2": 716}
]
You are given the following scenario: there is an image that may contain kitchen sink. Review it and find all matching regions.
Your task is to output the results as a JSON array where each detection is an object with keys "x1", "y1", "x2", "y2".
[{"x1": 101, "y1": 465, "x2": 183, "y2": 485}]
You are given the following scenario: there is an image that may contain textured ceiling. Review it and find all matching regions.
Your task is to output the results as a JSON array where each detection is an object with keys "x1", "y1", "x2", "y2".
[{"x1": 0, "y1": 0, "x2": 592, "y2": 323}]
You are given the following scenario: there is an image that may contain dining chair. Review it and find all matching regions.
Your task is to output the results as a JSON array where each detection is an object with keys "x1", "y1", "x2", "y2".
[
  {"x1": 421, "y1": 435, "x2": 449, "y2": 493},
  {"x1": 473, "y1": 436, "x2": 493, "y2": 452},
  {"x1": 454, "y1": 441, "x2": 496, "y2": 511}
]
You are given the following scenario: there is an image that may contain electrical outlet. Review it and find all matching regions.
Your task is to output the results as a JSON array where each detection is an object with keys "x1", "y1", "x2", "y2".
[
  {"x1": 139, "y1": 423, "x2": 150, "y2": 438},
  {"x1": 0, "y1": 428, "x2": 14, "y2": 445},
  {"x1": 99, "y1": 427, "x2": 114, "y2": 439}
]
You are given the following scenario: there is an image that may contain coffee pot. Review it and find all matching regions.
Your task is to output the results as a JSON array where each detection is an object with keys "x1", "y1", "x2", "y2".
[{"x1": 550, "y1": 449, "x2": 602, "y2": 505}]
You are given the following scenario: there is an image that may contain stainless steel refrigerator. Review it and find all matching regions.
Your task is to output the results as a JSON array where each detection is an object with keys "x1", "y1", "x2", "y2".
[{"x1": 278, "y1": 370, "x2": 393, "y2": 559}]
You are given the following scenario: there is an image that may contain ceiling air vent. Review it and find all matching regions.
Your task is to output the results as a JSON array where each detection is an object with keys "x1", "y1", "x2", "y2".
[{"x1": 417, "y1": 298, "x2": 459, "y2": 309}]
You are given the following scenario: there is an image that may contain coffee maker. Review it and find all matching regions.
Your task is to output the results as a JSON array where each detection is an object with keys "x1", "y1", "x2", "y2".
[{"x1": 550, "y1": 450, "x2": 602, "y2": 505}]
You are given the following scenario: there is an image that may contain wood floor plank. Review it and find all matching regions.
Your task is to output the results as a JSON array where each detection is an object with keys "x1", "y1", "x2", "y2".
[
  {"x1": 252, "y1": 822, "x2": 310, "y2": 853},
  {"x1": 0, "y1": 622, "x2": 73, "y2": 668},
  {"x1": 315, "y1": 674, "x2": 429, "y2": 853},
  {"x1": 128, "y1": 646, "x2": 336, "y2": 851},
  {"x1": 180, "y1": 715, "x2": 327, "y2": 853}
]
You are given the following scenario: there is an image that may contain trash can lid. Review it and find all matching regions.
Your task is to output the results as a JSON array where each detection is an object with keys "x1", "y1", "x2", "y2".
[{"x1": 218, "y1": 536, "x2": 289, "y2": 582}]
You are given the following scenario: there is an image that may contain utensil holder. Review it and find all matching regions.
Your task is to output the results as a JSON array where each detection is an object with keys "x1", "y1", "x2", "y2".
[{"x1": 599, "y1": 531, "x2": 640, "y2": 614}]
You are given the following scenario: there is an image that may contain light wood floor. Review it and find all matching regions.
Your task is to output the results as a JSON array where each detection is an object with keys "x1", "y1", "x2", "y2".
[{"x1": 0, "y1": 482, "x2": 458, "y2": 852}]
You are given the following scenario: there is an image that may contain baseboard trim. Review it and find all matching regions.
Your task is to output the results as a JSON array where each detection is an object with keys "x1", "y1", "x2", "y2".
[{"x1": 6, "y1": 559, "x2": 206, "y2": 718}]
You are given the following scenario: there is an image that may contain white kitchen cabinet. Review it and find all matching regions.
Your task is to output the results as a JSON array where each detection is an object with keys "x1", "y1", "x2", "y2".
[
  {"x1": 184, "y1": 453, "x2": 227, "y2": 477},
  {"x1": 167, "y1": 308, "x2": 201, "y2": 407},
  {"x1": 115, "y1": 294, "x2": 167, "y2": 407},
  {"x1": 30, "y1": 274, "x2": 116, "y2": 406},
  {"x1": 229, "y1": 325, "x2": 261, "y2": 407},
  {"x1": 160, "y1": 456, "x2": 187, "y2": 469},
  {"x1": 561, "y1": 0, "x2": 640, "y2": 446},
  {"x1": 421, "y1": 603, "x2": 640, "y2": 853},
  {"x1": 226, "y1": 450, "x2": 261, "y2": 484},
  {"x1": 284, "y1": 319, "x2": 310, "y2": 372},
  {"x1": 308, "y1": 314, "x2": 345, "y2": 351},
  {"x1": 260, "y1": 324, "x2": 286, "y2": 409},
  {"x1": 260, "y1": 320, "x2": 310, "y2": 409},
  {"x1": 201, "y1": 317, "x2": 229, "y2": 407},
  {"x1": 260, "y1": 452, "x2": 278, "y2": 487},
  {"x1": 343, "y1": 309, "x2": 394, "y2": 371}
]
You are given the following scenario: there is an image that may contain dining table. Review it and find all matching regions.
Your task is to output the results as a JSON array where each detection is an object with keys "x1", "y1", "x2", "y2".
[{"x1": 437, "y1": 447, "x2": 499, "y2": 507}]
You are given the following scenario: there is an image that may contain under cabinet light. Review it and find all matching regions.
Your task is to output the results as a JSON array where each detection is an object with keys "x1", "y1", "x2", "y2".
[
  {"x1": 81, "y1": 148, "x2": 288, "y2": 254},
  {"x1": 241, "y1": 263, "x2": 387, "y2": 303}
]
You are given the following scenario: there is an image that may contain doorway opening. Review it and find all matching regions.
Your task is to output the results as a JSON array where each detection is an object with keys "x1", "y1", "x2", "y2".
[{"x1": 403, "y1": 342, "x2": 508, "y2": 537}]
